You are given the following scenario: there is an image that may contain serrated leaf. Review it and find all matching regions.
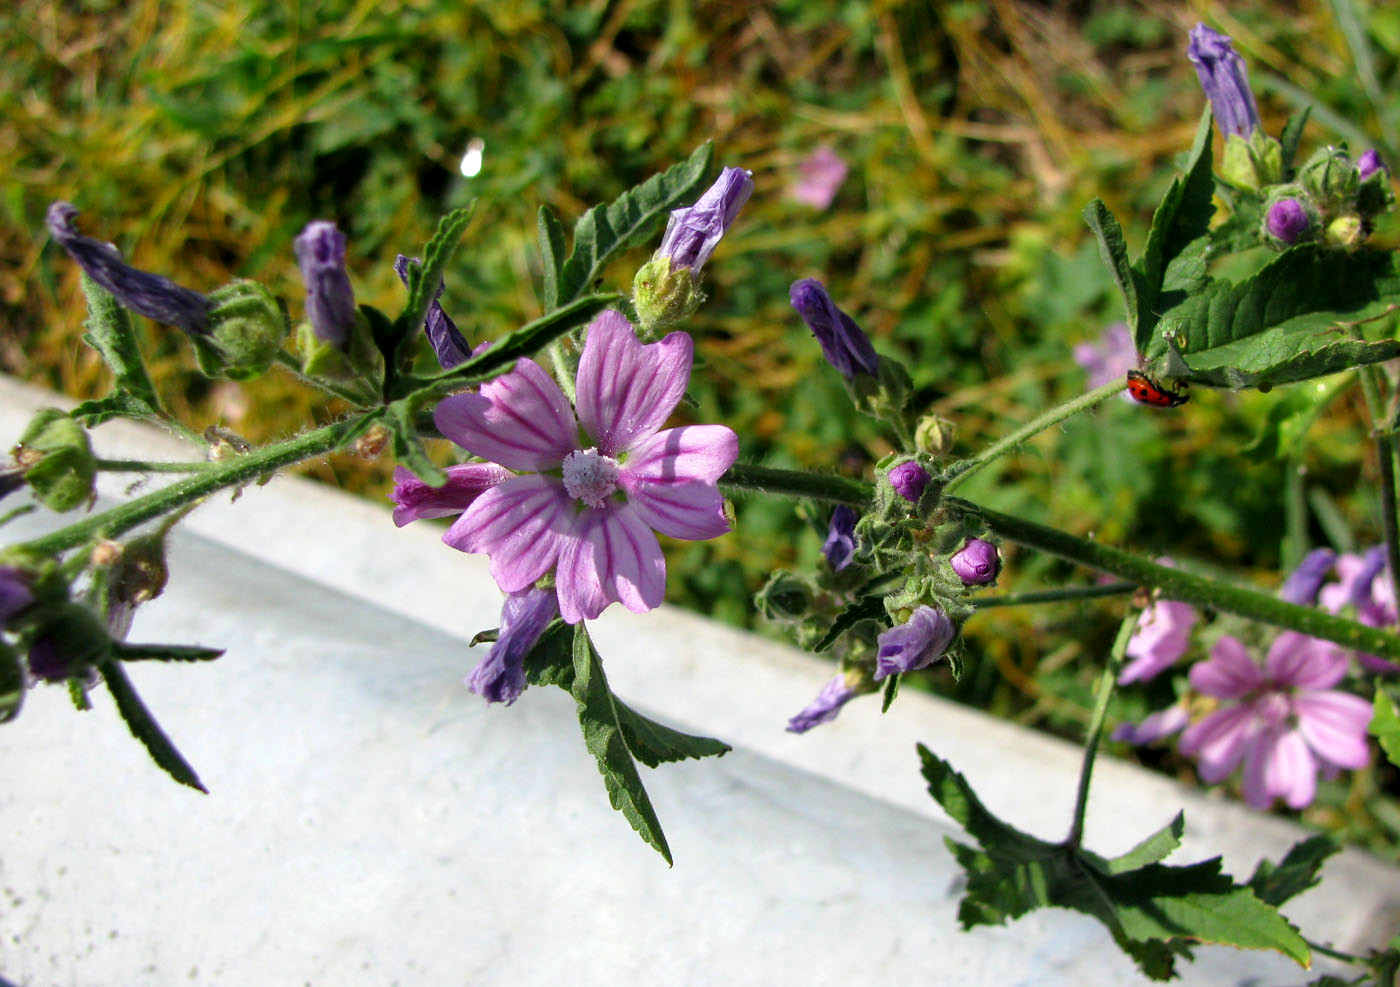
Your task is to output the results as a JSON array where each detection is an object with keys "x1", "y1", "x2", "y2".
[
  {"x1": 537, "y1": 205, "x2": 568, "y2": 311},
  {"x1": 612, "y1": 698, "x2": 729, "y2": 767},
  {"x1": 101, "y1": 659, "x2": 206, "y2": 793},
  {"x1": 1371, "y1": 689, "x2": 1400, "y2": 769},
  {"x1": 1084, "y1": 200, "x2": 1148, "y2": 347},
  {"x1": 1153, "y1": 246, "x2": 1400, "y2": 388},
  {"x1": 555, "y1": 144, "x2": 714, "y2": 307},
  {"x1": 109, "y1": 642, "x2": 224, "y2": 662},
  {"x1": 570, "y1": 624, "x2": 672, "y2": 864},
  {"x1": 813, "y1": 594, "x2": 886, "y2": 652},
  {"x1": 78, "y1": 273, "x2": 162, "y2": 416},
  {"x1": 1280, "y1": 107, "x2": 1312, "y2": 175},
  {"x1": 919, "y1": 746, "x2": 1309, "y2": 980},
  {"x1": 69, "y1": 391, "x2": 159, "y2": 428},
  {"x1": 1247, "y1": 834, "x2": 1339, "y2": 907},
  {"x1": 522, "y1": 619, "x2": 575, "y2": 689},
  {"x1": 389, "y1": 205, "x2": 476, "y2": 385},
  {"x1": 1101, "y1": 812, "x2": 1184, "y2": 874},
  {"x1": 1137, "y1": 110, "x2": 1217, "y2": 342}
]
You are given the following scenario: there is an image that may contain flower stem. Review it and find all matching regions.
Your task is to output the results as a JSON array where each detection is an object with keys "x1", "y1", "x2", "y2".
[
  {"x1": 950, "y1": 496, "x2": 1400, "y2": 660},
  {"x1": 943, "y1": 379, "x2": 1125, "y2": 490},
  {"x1": 720, "y1": 463, "x2": 873, "y2": 505},
  {"x1": 20, "y1": 419, "x2": 356, "y2": 556},
  {"x1": 972, "y1": 582, "x2": 1137, "y2": 609},
  {"x1": 94, "y1": 458, "x2": 216, "y2": 474},
  {"x1": 1354, "y1": 341, "x2": 1400, "y2": 612},
  {"x1": 1066, "y1": 610, "x2": 1136, "y2": 849}
]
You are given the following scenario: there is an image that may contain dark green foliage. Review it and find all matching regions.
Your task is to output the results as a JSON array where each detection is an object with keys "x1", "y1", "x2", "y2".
[
  {"x1": 101, "y1": 659, "x2": 206, "y2": 793},
  {"x1": 920, "y1": 746, "x2": 1309, "y2": 980}
]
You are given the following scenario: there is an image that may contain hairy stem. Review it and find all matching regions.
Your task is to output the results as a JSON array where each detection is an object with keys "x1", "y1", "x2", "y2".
[
  {"x1": 1067, "y1": 611, "x2": 1136, "y2": 848},
  {"x1": 720, "y1": 463, "x2": 873, "y2": 505},
  {"x1": 972, "y1": 582, "x2": 1137, "y2": 609},
  {"x1": 951, "y1": 496, "x2": 1400, "y2": 659}
]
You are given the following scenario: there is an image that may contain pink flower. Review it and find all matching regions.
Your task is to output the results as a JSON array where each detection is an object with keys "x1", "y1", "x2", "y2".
[
  {"x1": 788, "y1": 146, "x2": 848, "y2": 210},
  {"x1": 1119, "y1": 598, "x2": 1197, "y2": 684},
  {"x1": 389, "y1": 464, "x2": 509, "y2": 527},
  {"x1": 434, "y1": 310, "x2": 739, "y2": 624},
  {"x1": 1178, "y1": 633, "x2": 1371, "y2": 810},
  {"x1": 1073, "y1": 322, "x2": 1136, "y2": 391},
  {"x1": 1318, "y1": 546, "x2": 1400, "y2": 675}
]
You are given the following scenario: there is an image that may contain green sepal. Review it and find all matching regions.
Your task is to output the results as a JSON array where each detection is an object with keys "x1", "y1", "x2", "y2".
[
  {"x1": 555, "y1": 144, "x2": 714, "y2": 308},
  {"x1": 77, "y1": 273, "x2": 161, "y2": 415},
  {"x1": 384, "y1": 398, "x2": 446, "y2": 487},
  {"x1": 631, "y1": 255, "x2": 703, "y2": 335},
  {"x1": 297, "y1": 310, "x2": 384, "y2": 403},
  {"x1": 920, "y1": 746, "x2": 1309, "y2": 980},
  {"x1": 31, "y1": 603, "x2": 113, "y2": 678},
  {"x1": 537, "y1": 205, "x2": 568, "y2": 311},
  {"x1": 812, "y1": 595, "x2": 886, "y2": 653},
  {"x1": 190, "y1": 279, "x2": 286, "y2": 381},
  {"x1": 101, "y1": 657, "x2": 206, "y2": 793},
  {"x1": 880, "y1": 672, "x2": 899, "y2": 712},
  {"x1": 569, "y1": 623, "x2": 672, "y2": 864},
  {"x1": 1279, "y1": 107, "x2": 1311, "y2": 176},
  {"x1": 16, "y1": 408, "x2": 95, "y2": 513},
  {"x1": 0, "y1": 640, "x2": 24, "y2": 724}
]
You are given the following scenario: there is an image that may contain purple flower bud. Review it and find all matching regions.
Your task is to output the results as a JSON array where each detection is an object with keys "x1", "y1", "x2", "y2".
[
  {"x1": 874, "y1": 605, "x2": 955, "y2": 681},
  {"x1": 790, "y1": 278, "x2": 879, "y2": 380},
  {"x1": 786, "y1": 673, "x2": 860, "y2": 733},
  {"x1": 388, "y1": 464, "x2": 510, "y2": 527},
  {"x1": 887, "y1": 461, "x2": 930, "y2": 503},
  {"x1": 1266, "y1": 198, "x2": 1310, "y2": 244},
  {"x1": 27, "y1": 633, "x2": 68, "y2": 682},
  {"x1": 293, "y1": 221, "x2": 357, "y2": 347},
  {"x1": 657, "y1": 166, "x2": 754, "y2": 274},
  {"x1": 950, "y1": 538, "x2": 1000, "y2": 585},
  {"x1": 466, "y1": 587, "x2": 557, "y2": 705},
  {"x1": 1279, "y1": 547, "x2": 1336, "y2": 606},
  {"x1": 394, "y1": 254, "x2": 473, "y2": 369},
  {"x1": 822, "y1": 505, "x2": 859, "y2": 571},
  {"x1": 45, "y1": 202, "x2": 211, "y2": 333},
  {"x1": 1360, "y1": 149, "x2": 1388, "y2": 181},
  {"x1": 0, "y1": 567, "x2": 35, "y2": 626},
  {"x1": 1187, "y1": 24, "x2": 1261, "y2": 139}
]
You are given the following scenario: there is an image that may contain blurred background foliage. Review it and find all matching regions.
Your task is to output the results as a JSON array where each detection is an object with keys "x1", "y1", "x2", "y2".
[{"x1": 5, "y1": 0, "x2": 1400, "y2": 847}]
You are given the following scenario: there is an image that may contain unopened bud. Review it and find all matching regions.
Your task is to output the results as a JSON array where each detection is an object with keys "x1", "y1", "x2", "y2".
[
  {"x1": 15, "y1": 409, "x2": 95, "y2": 513},
  {"x1": 191, "y1": 280, "x2": 285, "y2": 381},
  {"x1": 914, "y1": 414, "x2": 957, "y2": 457}
]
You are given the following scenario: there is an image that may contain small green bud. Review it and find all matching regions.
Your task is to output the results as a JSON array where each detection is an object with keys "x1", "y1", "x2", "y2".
[
  {"x1": 851, "y1": 356, "x2": 914, "y2": 427},
  {"x1": 632, "y1": 255, "x2": 704, "y2": 334},
  {"x1": 297, "y1": 315, "x2": 383, "y2": 399},
  {"x1": 756, "y1": 571, "x2": 815, "y2": 622},
  {"x1": 1247, "y1": 129, "x2": 1283, "y2": 186},
  {"x1": 15, "y1": 409, "x2": 95, "y2": 512},
  {"x1": 1357, "y1": 167, "x2": 1395, "y2": 220},
  {"x1": 1221, "y1": 134, "x2": 1262, "y2": 191},
  {"x1": 190, "y1": 280, "x2": 285, "y2": 381},
  {"x1": 1324, "y1": 214, "x2": 1365, "y2": 250},
  {"x1": 914, "y1": 414, "x2": 957, "y2": 457},
  {"x1": 1301, "y1": 146, "x2": 1361, "y2": 214}
]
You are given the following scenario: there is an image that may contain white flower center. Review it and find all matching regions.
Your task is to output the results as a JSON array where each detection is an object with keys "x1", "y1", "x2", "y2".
[{"x1": 561, "y1": 447, "x2": 621, "y2": 509}]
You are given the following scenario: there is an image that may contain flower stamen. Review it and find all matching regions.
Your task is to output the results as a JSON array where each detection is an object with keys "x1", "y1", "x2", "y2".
[{"x1": 562, "y1": 448, "x2": 621, "y2": 509}]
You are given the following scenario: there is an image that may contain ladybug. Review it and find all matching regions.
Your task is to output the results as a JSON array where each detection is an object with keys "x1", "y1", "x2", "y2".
[{"x1": 1125, "y1": 370, "x2": 1188, "y2": 408}]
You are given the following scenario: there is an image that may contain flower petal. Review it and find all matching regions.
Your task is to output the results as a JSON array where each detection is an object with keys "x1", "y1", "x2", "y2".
[
  {"x1": 786, "y1": 674, "x2": 859, "y2": 734},
  {"x1": 555, "y1": 504, "x2": 665, "y2": 623},
  {"x1": 444, "y1": 474, "x2": 573, "y2": 593},
  {"x1": 1179, "y1": 705, "x2": 1254, "y2": 782},
  {"x1": 574, "y1": 310, "x2": 692, "y2": 456},
  {"x1": 466, "y1": 587, "x2": 558, "y2": 705},
  {"x1": 389, "y1": 464, "x2": 510, "y2": 527},
  {"x1": 625, "y1": 478, "x2": 731, "y2": 541},
  {"x1": 1294, "y1": 691, "x2": 1373, "y2": 770},
  {"x1": 1189, "y1": 635, "x2": 1264, "y2": 698},
  {"x1": 1242, "y1": 727, "x2": 1315, "y2": 810},
  {"x1": 624, "y1": 425, "x2": 739, "y2": 485},
  {"x1": 1265, "y1": 631, "x2": 1347, "y2": 689},
  {"x1": 434, "y1": 358, "x2": 577, "y2": 471}
]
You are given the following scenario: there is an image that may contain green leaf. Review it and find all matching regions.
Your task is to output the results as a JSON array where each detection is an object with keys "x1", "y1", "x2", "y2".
[
  {"x1": 1247, "y1": 834, "x2": 1339, "y2": 907},
  {"x1": 110, "y1": 642, "x2": 224, "y2": 662},
  {"x1": 101, "y1": 659, "x2": 206, "y2": 793},
  {"x1": 556, "y1": 144, "x2": 714, "y2": 307},
  {"x1": 570, "y1": 624, "x2": 672, "y2": 864},
  {"x1": 70, "y1": 391, "x2": 159, "y2": 428},
  {"x1": 537, "y1": 206, "x2": 568, "y2": 311},
  {"x1": 1137, "y1": 110, "x2": 1217, "y2": 343},
  {"x1": 1084, "y1": 199, "x2": 1147, "y2": 348},
  {"x1": 1153, "y1": 247, "x2": 1400, "y2": 388},
  {"x1": 78, "y1": 274, "x2": 162, "y2": 416},
  {"x1": 881, "y1": 673, "x2": 900, "y2": 712},
  {"x1": 919, "y1": 746, "x2": 1309, "y2": 980},
  {"x1": 384, "y1": 399, "x2": 445, "y2": 487},
  {"x1": 1243, "y1": 371, "x2": 1350, "y2": 459},
  {"x1": 1371, "y1": 689, "x2": 1400, "y2": 769},
  {"x1": 611, "y1": 698, "x2": 730, "y2": 767},
  {"x1": 389, "y1": 204, "x2": 476, "y2": 382},
  {"x1": 522, "y1": 620, "x2": 575, "y2": 689},
  {"x1": 1279, "y1": 107, "x2": 1312, "y2": 175}
]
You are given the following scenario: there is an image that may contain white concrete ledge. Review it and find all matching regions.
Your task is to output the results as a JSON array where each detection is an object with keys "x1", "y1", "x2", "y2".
[{"x1": 0, "y1": 374, "x2": 1394, "y2": 985}]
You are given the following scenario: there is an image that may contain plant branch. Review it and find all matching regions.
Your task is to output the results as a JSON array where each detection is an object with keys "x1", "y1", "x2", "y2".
[
  {"x1": 720, "y1": 463, "x2": 873, "y2": 505},
  {"x1": 1067, "y1": 610, "x2": 1136, "y2": 848},
  {"x1": 972, "y1": 582, "x2": 1138, "y2": 609}
]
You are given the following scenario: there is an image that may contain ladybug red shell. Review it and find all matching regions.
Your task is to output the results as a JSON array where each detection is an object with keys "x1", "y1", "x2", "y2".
[{"x1": 1125, "y1": 370, "x2": 1189, "y2": 408}]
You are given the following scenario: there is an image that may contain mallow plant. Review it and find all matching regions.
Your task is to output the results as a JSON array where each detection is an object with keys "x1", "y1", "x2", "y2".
[{"x1": 10, "y1": 22, "x2": 1400, "y2": 982}]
